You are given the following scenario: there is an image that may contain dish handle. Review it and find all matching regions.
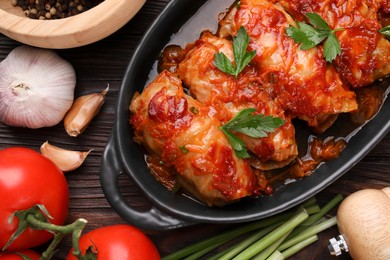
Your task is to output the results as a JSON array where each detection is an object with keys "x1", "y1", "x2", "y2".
[{"x1": 99, "y1": 136, "x2": 192, "y2": 230}]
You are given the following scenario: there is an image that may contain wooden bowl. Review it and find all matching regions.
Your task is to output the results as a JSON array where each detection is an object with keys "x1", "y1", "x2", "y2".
[{"x1": 0, "y1": 0, "x2": 146, "y2": 49}]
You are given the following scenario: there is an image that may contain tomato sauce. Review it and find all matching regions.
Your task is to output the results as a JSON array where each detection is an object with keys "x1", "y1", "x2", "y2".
[{"x1": 136, "y1": 0, "x2": 390, "y2": 205}]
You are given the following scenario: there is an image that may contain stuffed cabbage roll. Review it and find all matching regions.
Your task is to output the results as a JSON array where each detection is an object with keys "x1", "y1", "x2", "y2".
[
  {"x1": 276, "y1": 0, "x2": 390, "y2": 88},
  {"x1": 219, "y1": 0, "x2": 358, "y2": 132},
  {"x1": 178, "y1": 31, "x2": 298, "y2": 170},
  {"x1": 130, "y1": 70, "x2": 262, "y2": 206}
]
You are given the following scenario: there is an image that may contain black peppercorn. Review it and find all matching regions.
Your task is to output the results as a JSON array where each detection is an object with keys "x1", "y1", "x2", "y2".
[{"x1": 12, "y1": 0, "x2": 104, "y2": 20}]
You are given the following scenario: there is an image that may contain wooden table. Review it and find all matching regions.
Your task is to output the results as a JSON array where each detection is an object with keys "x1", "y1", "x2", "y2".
[{"x1": 0, "y1": 0, "x2": 389, "y2": 259}]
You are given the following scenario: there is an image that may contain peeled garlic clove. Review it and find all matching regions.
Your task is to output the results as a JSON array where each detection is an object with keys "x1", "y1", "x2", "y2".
[
  {"x1": 0, "y1": 45, "x2": 76, "y2": 128},
  {"x1": 64, "y1": 86, "x2": 109, "y2": 137},
  {"x1": 40, "y1": 141, "x2": 92, "y2": 172}
]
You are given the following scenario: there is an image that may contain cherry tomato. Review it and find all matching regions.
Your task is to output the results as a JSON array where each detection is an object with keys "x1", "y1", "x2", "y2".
[
  {"x1": 0, "y1": 147, "x2": 69, "y2": 250},
  {"x1": 0, "y1": 249, "x2": 40, "y2": 259},
  {"x1": 66, "y1": 225, "x2": 160, "y2": 260}
]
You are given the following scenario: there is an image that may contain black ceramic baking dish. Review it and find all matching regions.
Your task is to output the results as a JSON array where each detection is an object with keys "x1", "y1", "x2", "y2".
[{"x1": 99, "y1": 0, "x2": 390, "y2": 230}]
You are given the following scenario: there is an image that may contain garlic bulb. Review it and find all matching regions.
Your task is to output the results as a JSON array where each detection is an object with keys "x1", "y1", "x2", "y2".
[{"x1": 0, "y1": 45, "x2": 76, "y2": 128}]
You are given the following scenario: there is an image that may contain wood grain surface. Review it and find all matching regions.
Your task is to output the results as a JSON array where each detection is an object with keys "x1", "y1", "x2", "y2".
[{"x1": 0, "y1": 0, "x2": 389, "y2": 259}]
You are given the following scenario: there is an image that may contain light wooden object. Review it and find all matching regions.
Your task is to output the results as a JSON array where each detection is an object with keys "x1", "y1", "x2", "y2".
[{"x1": 0, "y1": 0, "x2": 146, "y2": 49}]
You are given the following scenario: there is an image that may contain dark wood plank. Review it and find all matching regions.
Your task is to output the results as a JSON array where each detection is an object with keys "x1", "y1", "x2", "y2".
[{"x1": 0, "y1": 0, "x2": 389, "y2": 259}]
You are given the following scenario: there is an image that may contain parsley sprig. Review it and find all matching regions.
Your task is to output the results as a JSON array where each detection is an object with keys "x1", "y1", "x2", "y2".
[
  {"x1": 379, "y1": 25, "x2": 390, "y2": 40},
  {"x1": 286, "y1": 13, "x2": 343, "y2": 62},
  {"x1": 213, "y1": 26, "x2": 256, "y2": 78},
  {"x1": 221, "y1": 108, "x2": 285, "y2": 158}
]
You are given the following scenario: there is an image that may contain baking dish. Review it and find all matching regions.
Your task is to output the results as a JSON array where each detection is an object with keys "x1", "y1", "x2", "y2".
[{"x1": 100, "y1": 0, "x2": 390, "y2": 230}]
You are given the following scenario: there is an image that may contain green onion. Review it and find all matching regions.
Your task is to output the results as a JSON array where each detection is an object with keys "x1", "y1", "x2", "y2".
[
  {"x1": 252, "y1": 230, "x2": 292, "y2": 260},
  {"x1": 162, "y1": 194, "x2": 342, "y2": 260},
  {"x1": 161, "y1": 212, "x2": 293, "y2": 260},
  {"x1": 288, "y1": 193, "x2": 343, "y2": 238},
  {"x1": 278, "y1": 216, "x2": 337, "y2": 251},
  {"x1": 211, "y1": 223, "x2": 282, "y2": 260},
  {"x1": 267, "y1": 235, "x2": 318, "y2": 260},
  {"x1": 279, "y1": 235, "x2": 318, "y2": 258},
  {"x1": 183, "y1": 240, "x2": 226, "y2": 260},
  {"x1": 232, "y1": 208, "x2": 308, "y2": 259}
]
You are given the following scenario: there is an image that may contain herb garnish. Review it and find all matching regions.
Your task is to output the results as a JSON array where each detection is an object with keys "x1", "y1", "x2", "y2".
[
  {"x1": 189, "y1": 106, "x2": 199, "y2": 114},
  {"x1": 286, "y1": 13, "x2": 343, "y2": 62},
  {"x1": 379, "y1": 25, "x2": 390, "y2": 40},
  {"x1": 180, "y1": 145, "x2": 189, "y2": 154},
  {"x1": 220, "y1": 108, "x2": 285, "y2": 158},
  {"x1": 213, "y1": 26, "x2": 256, "y2": 78}
]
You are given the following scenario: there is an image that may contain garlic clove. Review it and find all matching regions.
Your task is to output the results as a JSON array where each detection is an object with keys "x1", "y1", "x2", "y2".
[
  {"x1": 64, "y1": 86, "x2": 109, "y2": 137},
  {"x1": 40, "y1": 141, "x2": 92, "y2": 172},
  {"x1": 0, "y1": 45, "x2": 76, "y2": 128}
]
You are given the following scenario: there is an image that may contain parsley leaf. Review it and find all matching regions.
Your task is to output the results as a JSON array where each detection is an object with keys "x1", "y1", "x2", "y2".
[
  {"x1": 379, "y1": 25, "x2": 390, "y2": 39},
  {"x1": 323, "y1": 31, "x2": 341, "y2": 62},
  {"x1": 287, "y1": 23, "x2": 318, "y2": 50},
  {"x1": 221, "y1": 129, "x2": 251, "y2": 159},
  {"x1": 213, "y1": 26, "x2": 256, "y2": 78},
  {"x1": 180, "y1": 145, "x2": 189, "y2": 154},
  {"x1": 221, "y1": 108, "x2": 285, "y2": 158},
  {"x1": 286, "y1": 13, "x2": 342, "y2": 62},
  {"x1": 306, "y1": 13, "x2": 330, "y2": 30}
]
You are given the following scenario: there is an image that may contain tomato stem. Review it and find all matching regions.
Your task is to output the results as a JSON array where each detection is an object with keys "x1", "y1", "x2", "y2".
[
  {"x1": 41, "y1": 232, "x2": 66, "y2": 260},
  {"x1": 26, "y1": 214, "x2": 87, "y2": 260},
  {"x1": 4, "y1": 205, "x2": 88, "y2": 260}
]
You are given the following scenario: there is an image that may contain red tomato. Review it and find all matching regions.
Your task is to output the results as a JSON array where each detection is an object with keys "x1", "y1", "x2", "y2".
[
  {"x1": 0, "y1": 147, "x2": 69, "y2": 250},
  {"x1": 66, "y1": 225, "x2": 160, "y2": 260},
  {"x1": 0, "y1": 249, "x2": 40, "y2": 259}
]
